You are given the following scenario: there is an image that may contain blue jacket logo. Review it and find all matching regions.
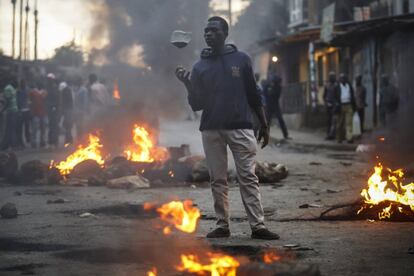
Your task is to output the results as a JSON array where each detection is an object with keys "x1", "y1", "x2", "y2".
[{"x1": 231, "y1": 66, "x2": 240, "y2": 77}]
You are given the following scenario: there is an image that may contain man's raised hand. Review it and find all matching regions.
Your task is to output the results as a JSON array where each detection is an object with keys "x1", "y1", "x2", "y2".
[{"x1": 175, "y1": 66, "x2": 191, "y2": 86}]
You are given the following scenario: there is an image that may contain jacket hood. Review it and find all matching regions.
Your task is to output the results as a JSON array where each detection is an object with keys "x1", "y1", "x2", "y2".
[
  {"x1": 200, "y1": 44, "x2": 237, "y2": 59},
  {"x1": 4, "y1": 85, "x2": 16, "y2": 94}
]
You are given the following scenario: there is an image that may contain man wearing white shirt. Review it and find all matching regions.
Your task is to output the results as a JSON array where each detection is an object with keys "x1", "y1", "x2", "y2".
[{"x1": 336, "y1": 74, "x2": 355, "y2": 143}]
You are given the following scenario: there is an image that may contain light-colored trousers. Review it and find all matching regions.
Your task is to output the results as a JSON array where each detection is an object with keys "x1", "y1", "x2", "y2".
[
  {"x1": 201, "y1": 129, "x2": 265, "y2": 231},
  {"x1": 336, "y1": 104, "x2": 353, "y2": 141}
]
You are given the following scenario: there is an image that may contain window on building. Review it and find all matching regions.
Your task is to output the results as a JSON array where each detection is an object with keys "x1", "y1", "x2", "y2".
[
  {"x1": 290, "y1": 0, "x2": 304, "y2": 26},
  {"x1": 403, "y1": 0, "x2": 410, "y2": 13}
]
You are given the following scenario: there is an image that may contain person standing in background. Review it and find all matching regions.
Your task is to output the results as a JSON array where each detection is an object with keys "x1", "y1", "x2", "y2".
[
  {"x1": 335, "y1": 74, "x2": 355, "y2": 144},
  {"x1": 354, "y1": 75, "x2": 367, "y2": 133},
  {"x1": 46, "y1": 73, "x2": 61, "y2": 149},
  {"x1": 88, "y1": 74, "x2": 110, "y2": 117},
  {"x1": 323, "y1": 72, "x2": 339, "y2": 140},
  {"x1": 1, "y1": 83, "x2": 19, "y2": 150},
  {"x1": 16, "y1": 79, "x2": 31, "y2": 148},
  {"x1": 29, "y1": 82, "x2": 48, "y2": 148},
  {"x1": 73, "y1": 77, "x2": 88, "y2": 140},
  {"x1": 60, "y1": 82, "x2": 74, "y2": 145}
]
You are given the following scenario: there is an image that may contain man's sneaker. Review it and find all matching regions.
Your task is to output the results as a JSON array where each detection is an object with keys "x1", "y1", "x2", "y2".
[
  {"x1": 251, "y1": 228, "x2": 280, "y2": 240},
  {"x1": 206, "y1": 228, "x2": 230, "y2": 238}
]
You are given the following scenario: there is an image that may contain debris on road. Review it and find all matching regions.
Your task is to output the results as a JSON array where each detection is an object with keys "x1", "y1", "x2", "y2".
[
  {"x1": 309, "y1": 162, "x2": 322, "y2": 166},
  {"x1": 256, "y1": 162, "x2": 288, "y2": 183},
  {"x1": 20, "y1": 160, "x2": 48, "y2": 183},
  {"x1": 0, "y1": 203, "x2": 18, "y2": 219},
  {"x1": 299, "y1": 203, "x2": 323, "y2": 209},
  {"x1": 47, "y1": 198, "x2": 69, "y2": 204},
  {"x1": 106, "y1": 175, "x2": 150, "y2": 189},
  {"x1": 79, "y1": 212, "x2": 98, "y2": 218},
  {"x1": 408, "y1": 247, "x2": 414, "y2": 254},
  {"x1": 0, "y1": 151, "x2": 18, "y2": 181}
]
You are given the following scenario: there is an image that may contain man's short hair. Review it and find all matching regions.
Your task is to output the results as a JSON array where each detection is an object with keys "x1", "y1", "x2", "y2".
[{"x1": 208, "y1": 16, "x2": 229, "y2": 35}]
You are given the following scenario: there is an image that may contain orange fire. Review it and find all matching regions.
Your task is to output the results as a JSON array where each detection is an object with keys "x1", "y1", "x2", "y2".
[
  {"x1": 177, "y1": 253, "x2": 240, "y2": 276},
  {"x1": 263, "y1": 251, "x2": 281, "y2": 264},
  {"x1": 156, "y1": 200, "x2": 201, "y2": 234},
  {"x1": 124, "y1": 125, "x2": 169, "y2": 163},
  {"x1": 113, "y1": 79, "x2": 121, "y2": 100},
  {"x1": 146, "y1": 267, "x2": 157, "y2": 276},
  {"x1": 358, "y1": 163, "x2": 414, "y2": 219},
  {"x1": 52, "y1": 134, "x2": 105, "y2": 176}
]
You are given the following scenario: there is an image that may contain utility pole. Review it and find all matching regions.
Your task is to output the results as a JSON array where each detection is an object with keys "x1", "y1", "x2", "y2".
[
  {"x1": 228, "y1": 0, "x2": 232, "y2": 26},
  {"x1": 24, "y1": 0, "x2": 30, "y2": 60},
  {"x1": 19, "y1": 0, "x2": 23, "y2": 59},
  {"x1": 34, "y1": 0, "x2": 38, "y2": 60},
  {"x1": 11, "y1": 0, "x2": 17, "y2": 58}
]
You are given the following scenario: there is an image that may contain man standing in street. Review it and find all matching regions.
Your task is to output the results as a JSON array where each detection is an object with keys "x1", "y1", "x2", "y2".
[
  {"x1": 335, "y1": 74, "x2": 355, "y2": 144},
  {"x1": 175, "y1": 16, "x2": 279, "y2": 240},
  {"x1": 323, "y1": 72, "x2": 338, "y2": 140},
  {"x1": 354, "y1": 75, "x2": 367, "y2": 133}
]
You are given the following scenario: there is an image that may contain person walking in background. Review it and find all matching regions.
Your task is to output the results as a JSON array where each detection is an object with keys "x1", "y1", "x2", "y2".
[
  {"x1": 379, "y1": 74, "x2": 399, "y2": 127},
  {"x1": 323, "y1": 72, "x2": 339, "y2": 140},
  {"x1": 1, "y1": 82, "x2": 19, "y2": 150},
  {"x1": 16, "y1": 79, "x2": 31, "y2": 148},
  {"x1": 264, "y1": 73, "x2": 290, "y2": 140},
  {"x1": 29, "y1": 82, "x2": 48, "y2": 148},
  {"x1": 46, "y1": 73, "x2": 61, "y2": 148},
  {"x1": 60, "y1": 82, "x2": 74, "y2": 145},
  {"x1": 354, "y1": 75, "x2": 367, "y2": 133},
  {"x1": 335, "y1": 73, "x2": 355, "y2": 144}
]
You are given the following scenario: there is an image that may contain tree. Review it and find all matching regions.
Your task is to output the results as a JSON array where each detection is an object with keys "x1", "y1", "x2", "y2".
[{"x1": 52, "y1": 42, "x2": 84, "y2": 67}]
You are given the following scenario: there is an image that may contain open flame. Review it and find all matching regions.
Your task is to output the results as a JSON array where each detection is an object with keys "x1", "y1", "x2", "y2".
[
  {"x1": 263, "y1": 251, "x2": 281, "y2": 264},
  {"x1": 156, "y1": 200, "x2": 201, "y2": 234},
  {"x1": 358, "y1": 163, "x2": 414, "y2": 219},
  {"x1": 177, "y1": 253, "x2": 240, "y2": 276},
  {"x1": 146, "y1": 267, "x2": 157, "y2": 276},
  {"x1": 52, "y1": 134, "x2": 105, "y2": 176},
  {"x1": 124, "y1": 125, "x2": 169, "y2": 163},
  {"x1": 113, "y1": 79, "x2": 121, "y2": 100}
]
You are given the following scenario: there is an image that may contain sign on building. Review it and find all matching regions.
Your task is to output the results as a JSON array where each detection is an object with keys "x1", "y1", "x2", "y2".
[{"x1": 320, "y1": 3, "x2": 336, "y2": 43}]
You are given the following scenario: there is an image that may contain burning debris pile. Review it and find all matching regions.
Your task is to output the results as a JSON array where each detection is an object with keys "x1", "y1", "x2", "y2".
[
  {"x1": 143, "y1": 200, "x2": 319, "y2": 276},
  {"x1": 1, "y1": 124, "x2": 288, "y2": 189},
  {"x1": 357, "y1": 163, "x2": 414, "y2": 220},
  {"x1": 321, "y1": 162, "x2": 414, "y2": 222}
]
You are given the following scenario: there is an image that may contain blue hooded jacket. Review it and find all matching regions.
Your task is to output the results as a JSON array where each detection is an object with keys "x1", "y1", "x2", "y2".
[{"x1": 189, "y1": 44, "x2": 263, "y2": 131}]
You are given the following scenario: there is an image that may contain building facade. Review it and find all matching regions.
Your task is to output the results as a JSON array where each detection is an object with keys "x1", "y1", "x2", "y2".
[{"x1": 256, "y1": 0, "x2": 414, "y2": 129}]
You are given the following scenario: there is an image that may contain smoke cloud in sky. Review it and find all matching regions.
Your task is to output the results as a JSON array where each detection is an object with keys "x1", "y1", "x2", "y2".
[{"x1": 85, "y1": 0, "x2": 211, "y2": 117}]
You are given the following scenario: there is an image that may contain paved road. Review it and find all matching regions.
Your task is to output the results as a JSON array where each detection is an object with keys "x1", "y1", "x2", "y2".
[{"x1": 0, "y1": 120, "x2": 413, "y2": 275}]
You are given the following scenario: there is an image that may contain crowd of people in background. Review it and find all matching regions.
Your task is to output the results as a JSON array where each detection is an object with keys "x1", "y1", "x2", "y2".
[
  {"x1": 323, "y1": 72, "x2": 399, "y2": 143},
  {"x1": 0, "y1": 73, "x2": 111, "y2": 151}
]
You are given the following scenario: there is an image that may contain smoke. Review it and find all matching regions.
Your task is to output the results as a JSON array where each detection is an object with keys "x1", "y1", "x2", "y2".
[
  {"x1": 232, "y1": 0, "x2": 288, "y2": 52},
  {"x1": 86, "y1": 0, "x2": 211, "y2": 117},
  {"x1": 369, "y1": 95, "x2": 414, "y2": 168}
]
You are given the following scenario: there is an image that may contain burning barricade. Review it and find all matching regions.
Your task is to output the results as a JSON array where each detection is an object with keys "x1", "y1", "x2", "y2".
[{"x1": 5, "y1": 122, "x2": 287, "y2": 189}]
